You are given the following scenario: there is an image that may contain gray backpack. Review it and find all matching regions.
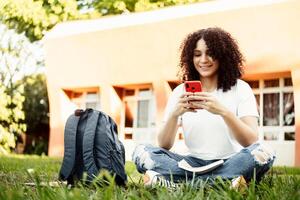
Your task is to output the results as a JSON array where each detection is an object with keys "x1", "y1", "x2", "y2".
[{"x1": 59, "y1": 108, "x2": 127, "y2": 185}]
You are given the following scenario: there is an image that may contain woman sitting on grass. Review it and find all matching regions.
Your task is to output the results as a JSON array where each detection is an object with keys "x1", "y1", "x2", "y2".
[{"x1": 132, "y1": 27, "x2": 275, "y2": 188}]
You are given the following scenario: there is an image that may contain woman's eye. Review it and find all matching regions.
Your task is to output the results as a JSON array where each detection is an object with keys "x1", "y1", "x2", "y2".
[{"x1": 194, "y1": 54, "x2": 201, "y2": 57}]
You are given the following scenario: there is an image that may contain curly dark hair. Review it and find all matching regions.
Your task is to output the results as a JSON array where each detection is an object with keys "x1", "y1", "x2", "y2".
[{"x1": 178, "y1": 27, "x2": 244, "y2": 92}]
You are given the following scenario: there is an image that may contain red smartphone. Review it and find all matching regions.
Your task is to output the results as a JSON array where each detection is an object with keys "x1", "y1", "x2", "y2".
[{"x1": 184, "y1": 81, "x2": 202, "y2": 93}]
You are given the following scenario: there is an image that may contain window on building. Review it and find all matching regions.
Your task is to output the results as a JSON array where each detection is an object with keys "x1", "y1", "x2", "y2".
[
  {"x1": 64, "y1": 88, "x2": 100, "y2": 110},
  {"x1": 245, "y1": 77, "x2": 295, "y2": 141},
  {"x1": 137, "y1": 89, "x2": 151, "y2": 128},
  {"x1": 85, "y1": 92, "x2": 100, "y2": 109},
  {"x1": 122, "y1": 87, "x2": 155, "y2": 140}
]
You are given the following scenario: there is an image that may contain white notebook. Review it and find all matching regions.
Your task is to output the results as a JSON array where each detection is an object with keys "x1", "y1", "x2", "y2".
[{"x1": 178, "y1": 159, "x2": 224, "y2": 174}]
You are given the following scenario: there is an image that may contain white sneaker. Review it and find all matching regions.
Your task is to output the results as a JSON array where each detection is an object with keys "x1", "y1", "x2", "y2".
[{"x1": 143, "y1": 170, "x2": 179, "y2": 189}]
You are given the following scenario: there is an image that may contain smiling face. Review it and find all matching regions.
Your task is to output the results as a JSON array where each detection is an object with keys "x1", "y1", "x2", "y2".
[{"x1": 193, "y1": 38, "x2": 219, "y2": 79}]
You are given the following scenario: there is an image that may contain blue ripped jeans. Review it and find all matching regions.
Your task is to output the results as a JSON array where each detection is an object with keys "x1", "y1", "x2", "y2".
[{"x1": 132, "y1": 142, "x2": 275, "y2": 183}]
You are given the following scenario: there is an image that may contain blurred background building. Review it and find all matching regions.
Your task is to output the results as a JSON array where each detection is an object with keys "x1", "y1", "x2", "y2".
[{"x1": 44, "y1": 0, "x2": 300, "y2": 166}]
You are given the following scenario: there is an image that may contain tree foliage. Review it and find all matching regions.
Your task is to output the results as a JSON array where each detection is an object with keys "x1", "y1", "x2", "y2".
[
  {"x1": 0, "y1": 24, "x2": 48, "y2": 154},
  {"x1": 0, "y1": 25, "x2": 35, "y2": 154},
  {"x1": 21, "y1": 74, "x2": 49, "y2": 135},
  {"x1": 19, "y1": 73, "x2": 49, "y2": 155},
  {"x1": 91, "y1": 0, "x2": 207, "y2": 15},
  {"x1": 0, "y1": 0, "x2": 83, "y2": 42},
  {"x1": 0, "y1": 84, "x2": 19, "y2": 154},
  {"x1": 1, "y1": 0, "x2": 208, "y2": 42}
]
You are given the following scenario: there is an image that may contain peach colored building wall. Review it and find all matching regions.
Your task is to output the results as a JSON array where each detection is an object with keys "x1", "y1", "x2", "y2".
[{"x1": 44, "y1": 0, "x2": 300, "y2": 166}]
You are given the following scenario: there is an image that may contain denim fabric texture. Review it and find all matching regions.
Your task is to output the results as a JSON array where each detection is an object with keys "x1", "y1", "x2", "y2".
[{"x1": 132, "y1": 142, "x2": 275, "y2": 183}]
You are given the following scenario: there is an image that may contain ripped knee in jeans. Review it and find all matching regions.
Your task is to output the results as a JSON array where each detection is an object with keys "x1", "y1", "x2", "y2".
[
  {"x1": 250, "y1": 144, "x2": 276, "y2": 166},
  {"x1": 132, "y1": 144, "x2": 156, "y2": 170}
]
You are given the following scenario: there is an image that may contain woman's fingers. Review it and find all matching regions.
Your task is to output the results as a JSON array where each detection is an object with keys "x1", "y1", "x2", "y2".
[
  {"x1": 178, "y1": 92, "x2": 226, "y2": 115},
  {"x1": 181, "y1": 102, "x2": 194, "y2": 109},
  {"x1": 179, "y1": 93, "x2": 195, "y2": 103},
  {"x1": 189, "y1": 101, "x2": 206, "y2": 109},
  {"x1": 179, "y1": 103, "x2": 198, "y2": 112},
  {"x1": 179, "y1": 92, "x2": 194, "y2": 98},
  {"x1": 193, "y1": 92, "x2": 212, "y2": 96},
  {"x1": 179, "y1": 92, "x2": 212, "y2": 102},
  {"x1": 178, "y1": 97, "x2": 189, "y2": 103},
  {"x1": 177, "y1": 92, "x2": 215, "y2": 113},
  {"x1": 186, "y1": 108, "x2": 197, "y2": 113},
  {"x1": 187, "y1": 95, "x2": 211, "y2": 102}
]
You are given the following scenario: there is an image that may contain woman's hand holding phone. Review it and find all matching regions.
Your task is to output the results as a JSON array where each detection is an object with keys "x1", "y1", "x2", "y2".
[
  {"x1": 183, "y1": 80, "x2": 228, "y2": 115},
  {"x1": 182, "y1": 81, "x2": 205, "y2": 111},
  {"x1": 170, "y1": 81, "x2": 204, "y2": 117},
  {"x1": 172, "y1": 81, "x2": 228, "y2": 117},
  {"x1": 188, "y1": 92, "x2": 228, "y2": 116},
  {"x1": 171, "y1": 92, "x2": 197, "y2": 118}
]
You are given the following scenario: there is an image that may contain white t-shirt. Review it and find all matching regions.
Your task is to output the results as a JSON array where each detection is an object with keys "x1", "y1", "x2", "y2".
[{"x1": 163, "y1": 79, "x2": 259, "y2": 160}]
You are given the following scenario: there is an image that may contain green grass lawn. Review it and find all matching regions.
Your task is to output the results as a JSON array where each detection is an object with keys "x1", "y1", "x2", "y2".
[{"x1": 0, "y1": 155, "x2": 299, "y2": 200}]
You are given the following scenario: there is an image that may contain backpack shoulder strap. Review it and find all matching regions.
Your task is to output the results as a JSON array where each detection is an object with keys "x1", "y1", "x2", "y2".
[
  {"x1": 82, "y1": 109, "x2": 100, "y2": 182},
  {"x1": 59, "y1": 113, "x2": 80, "y2": 181}
]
